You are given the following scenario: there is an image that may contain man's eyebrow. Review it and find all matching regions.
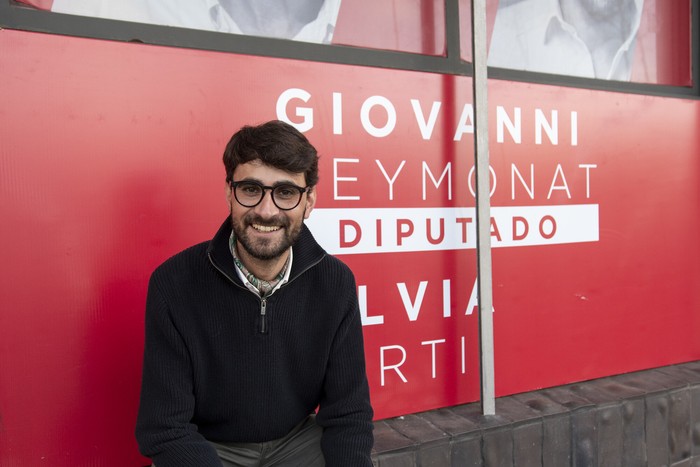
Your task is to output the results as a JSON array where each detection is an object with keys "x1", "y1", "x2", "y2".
[{"x1": 239, "y1": 177, "x2": 304, "y2": 187}]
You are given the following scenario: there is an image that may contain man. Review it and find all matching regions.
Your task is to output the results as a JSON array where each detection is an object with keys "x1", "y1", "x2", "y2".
[
  {"x1": 135, "y1": 120, "x2": 374, "y2": 466},
  {"x1": 488, "y1": 0, "x2": 645, "y2": 81}
]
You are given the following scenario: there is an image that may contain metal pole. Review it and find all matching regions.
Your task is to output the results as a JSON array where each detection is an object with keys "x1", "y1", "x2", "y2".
[{"x1": 470, "y1": 0, "x2": 496, "y2": 416}]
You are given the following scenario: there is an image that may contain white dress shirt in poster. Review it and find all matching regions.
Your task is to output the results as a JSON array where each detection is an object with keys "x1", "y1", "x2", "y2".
[
  {"x1": 51, "y1": 0, "x2": 342, "y2": 44},
  {"x1": 488, "y1": 0, "x2": 644, "y2": 81}
]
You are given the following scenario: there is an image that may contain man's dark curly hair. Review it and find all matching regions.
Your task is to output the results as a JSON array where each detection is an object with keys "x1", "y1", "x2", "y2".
[{"x1": 223, "y1": 120, "x2": 319, "y2": 187}]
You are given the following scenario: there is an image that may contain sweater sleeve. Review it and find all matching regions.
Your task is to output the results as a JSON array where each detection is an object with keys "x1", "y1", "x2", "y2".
[
  {"x1": 315, "y1": 270, "x2": 374, "y2": 466},
  {"x1": 135, "y1": 275, "x2": 223, "y2": 467}
]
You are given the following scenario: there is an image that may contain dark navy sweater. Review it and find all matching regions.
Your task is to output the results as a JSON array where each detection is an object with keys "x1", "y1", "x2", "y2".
[{"x1": 135, "y1": 219, "x2": 374, "y2": 466}]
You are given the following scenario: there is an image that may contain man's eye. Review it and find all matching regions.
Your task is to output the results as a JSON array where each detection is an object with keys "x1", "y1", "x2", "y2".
[
  {"x1": 241, "y1": 184, "x2": 261, "y2": 195},
  {"x1": 275, "y1": 187, "x2": 297, "y2": 199}
]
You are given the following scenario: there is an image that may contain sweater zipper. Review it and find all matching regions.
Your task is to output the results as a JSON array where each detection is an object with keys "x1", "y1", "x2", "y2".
[
  {"x1": 208, "y1": 250, "x2": 325, "y2": 335},
  {"x1": 259, "y1": 298, "x2": 268, "y2": 334},
  {"x1": 208, "y1": 251, "x2": 268, "y2": 334}
]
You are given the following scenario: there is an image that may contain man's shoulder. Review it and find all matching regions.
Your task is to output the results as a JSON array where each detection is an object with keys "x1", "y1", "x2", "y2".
[
  {"x1": 321, "y1": 252, "x2": 351, "y2": 272},
  {"x1": 152, "y1": 240, "x2": 210, "y2": 278},
  {"x1": 314, "y1": 253, "x2": 357, "y2": 286}
]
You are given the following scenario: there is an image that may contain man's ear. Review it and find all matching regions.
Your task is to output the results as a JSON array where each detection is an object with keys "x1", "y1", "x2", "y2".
[
  {"x1": 226, "y1": 182, "x2": 233, "y2": 212},
  {"x1": 304, "y1": 186, "x2": 317, "y2": 219},
  {"x1": 226, "y1": 181, "x2": 233, "y2": 206}
]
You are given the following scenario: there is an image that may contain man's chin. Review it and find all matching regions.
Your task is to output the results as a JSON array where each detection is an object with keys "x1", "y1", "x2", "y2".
[{"x1": 241, "y1": 238, "x2": 289, "y2": 262}]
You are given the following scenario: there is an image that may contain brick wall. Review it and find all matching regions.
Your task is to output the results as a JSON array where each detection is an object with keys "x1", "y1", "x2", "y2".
[{"x1": 371, "y1": 361, "x2": 700, "y2": 466}]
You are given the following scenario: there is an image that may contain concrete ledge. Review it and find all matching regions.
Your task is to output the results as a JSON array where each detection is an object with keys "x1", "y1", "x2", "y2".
[{"x1": 371, "y1": 360, "x2": 700, "y2": 466}]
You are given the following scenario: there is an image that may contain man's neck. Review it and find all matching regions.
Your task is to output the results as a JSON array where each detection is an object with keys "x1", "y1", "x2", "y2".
[{"x1": 236, "y1": 244, "x2": 291, "y2": 282}]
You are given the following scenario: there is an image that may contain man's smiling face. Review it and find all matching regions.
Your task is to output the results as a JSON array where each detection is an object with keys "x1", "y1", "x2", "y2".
[{"x1": 227, "y1": 160, "x2": 316, "y2": 262}]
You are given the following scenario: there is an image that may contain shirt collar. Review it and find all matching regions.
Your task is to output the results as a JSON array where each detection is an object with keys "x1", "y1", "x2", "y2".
[
  {"x1": 544, "y1": 0, "x2": 644, "y2": 47},
  {"x1": 228, "y1": 231, "x2": 293, "y2": 297}
]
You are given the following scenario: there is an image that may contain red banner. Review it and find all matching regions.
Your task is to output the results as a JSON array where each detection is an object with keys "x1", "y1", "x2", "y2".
[{"x1": 1, "y1": 29, "x2": 699, "y2": 466}]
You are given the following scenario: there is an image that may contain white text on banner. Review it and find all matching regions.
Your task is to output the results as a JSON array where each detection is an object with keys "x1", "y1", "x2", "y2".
[{"x1": 305, "y1": 205, "x2": 599, "y2": 255}]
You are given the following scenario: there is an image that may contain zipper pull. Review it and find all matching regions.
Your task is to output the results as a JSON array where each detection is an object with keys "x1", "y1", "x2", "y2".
[{"x1": 259, "y1": 298, "x2": 268, "y2": 334}]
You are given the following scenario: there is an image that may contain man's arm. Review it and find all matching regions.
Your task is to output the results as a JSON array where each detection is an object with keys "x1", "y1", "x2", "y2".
[
  {"x1": 135, "y1": 276, "x2": 222, "y2": 467},
  {"x1": 315, "y1": 269, "x2": 374, "y2": 466}
]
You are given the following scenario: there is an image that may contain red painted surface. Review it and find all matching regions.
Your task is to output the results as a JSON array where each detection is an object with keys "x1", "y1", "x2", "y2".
[{"x1": 1, "y1": 27, "x2": 699, "y2": 466}]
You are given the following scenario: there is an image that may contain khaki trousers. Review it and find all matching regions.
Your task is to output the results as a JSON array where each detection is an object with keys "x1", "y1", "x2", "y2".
[{"x1": 209, "y1": 415, "x2": 325, "y2": 467}]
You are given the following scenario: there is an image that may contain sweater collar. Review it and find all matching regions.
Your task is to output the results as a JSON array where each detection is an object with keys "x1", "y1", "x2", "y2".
[{"x1": 207, "y1": 217, "x2": 326, "y2": 285}]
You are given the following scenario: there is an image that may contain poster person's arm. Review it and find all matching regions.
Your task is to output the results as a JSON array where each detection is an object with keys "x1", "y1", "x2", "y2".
[
  {"x1": 315, "y1": 265, "x2": 374, "y2": 466},
  {"x1": 135, "y1": 275, "x2": 223, "y2": 467}
]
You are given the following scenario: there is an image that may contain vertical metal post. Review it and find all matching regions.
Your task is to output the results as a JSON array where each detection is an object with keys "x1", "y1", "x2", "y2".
[{"x1": 470, "y1": 0, "x2": 496, "y2": 415}]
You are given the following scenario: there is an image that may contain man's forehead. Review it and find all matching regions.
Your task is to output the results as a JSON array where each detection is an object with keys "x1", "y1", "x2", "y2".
[{"x1": 234, "y1": 160, "x2": 306, "y2": 184}]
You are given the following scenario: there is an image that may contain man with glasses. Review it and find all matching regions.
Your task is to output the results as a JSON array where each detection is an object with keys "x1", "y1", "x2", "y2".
[{"x1": 135, "y1": 120, "x2": 374, "y2": 466}]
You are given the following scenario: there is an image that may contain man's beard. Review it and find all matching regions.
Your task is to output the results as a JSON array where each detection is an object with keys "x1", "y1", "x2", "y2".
[{"x1": 231, "y1": 212, "x2": 303, "y2": 261}]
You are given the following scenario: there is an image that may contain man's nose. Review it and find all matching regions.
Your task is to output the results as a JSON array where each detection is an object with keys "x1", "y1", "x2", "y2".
[{"x1": 253, "y1": 189, "x2": 280, "y2": 216}]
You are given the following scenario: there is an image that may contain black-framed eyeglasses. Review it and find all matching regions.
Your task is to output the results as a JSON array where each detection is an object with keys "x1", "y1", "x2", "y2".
[{"x1": 230, "y1": 180, "x2": 309, "y2": 211}]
